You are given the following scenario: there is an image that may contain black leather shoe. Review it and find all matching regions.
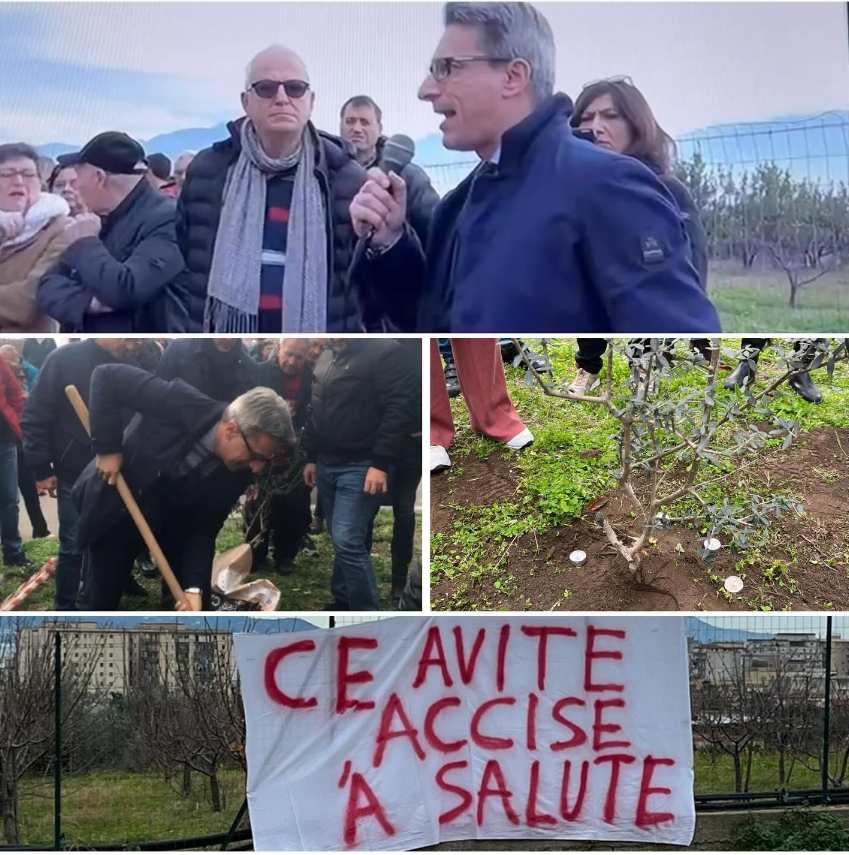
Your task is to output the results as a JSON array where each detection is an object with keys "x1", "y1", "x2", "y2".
[
  {"x1": 444, "y1": 358, "x2": 461, "y2": 398},
  {"x1": 788, "y1": 371, "x2": 823, "y2": 404},
  {"x1": 275, "y1": 559, "x2": 294, "y2": 576},
  {"x1": 724, "y1": 360, "x2": 757, "y2": 391}
]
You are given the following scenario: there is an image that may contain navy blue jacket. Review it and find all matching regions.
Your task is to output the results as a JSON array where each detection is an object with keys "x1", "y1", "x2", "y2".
[
  {"x1": 73, "y1": 365, "x2": 252, "y2": 589},
  {"x1": 364, "y1": 94, "x2": 721, "y2": 333},
  {"x1": 38, "y1": 180, "x2": 189, "y2": 332}
]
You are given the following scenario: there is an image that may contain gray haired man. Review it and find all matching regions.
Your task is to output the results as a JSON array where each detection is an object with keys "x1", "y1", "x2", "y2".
[
  {"x1": 74, "y1": 362, "x2": 295, "y2": 610},
  {"x1": 350, "y1": 2, "x2": 718, "y2": 334}
]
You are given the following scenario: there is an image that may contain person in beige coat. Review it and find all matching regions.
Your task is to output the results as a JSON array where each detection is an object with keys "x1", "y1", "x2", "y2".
[{"x1": 0, "y1": 143, "x2": 73, "y2": 332}]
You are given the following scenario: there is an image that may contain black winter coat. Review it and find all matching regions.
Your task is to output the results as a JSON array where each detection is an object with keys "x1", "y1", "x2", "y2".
[
  {"x1": 175, "y1": 119, "x2": 369, "y2": 332},
  {"x1": 38, "y1": 180, "x2": 188, "y2": 332},
  {"x1": 158, "y1": 338, "x2": 258, "y2": 402},
  {"x1": 302, "y1": 340, "x2": 418, "y2": 472},
  {"x1": 21, "y1": 340, "x2": 119, "y2": 483},
  {"x1": 22, "y1": 338, "x2": 56, "y2": 369},
  {"x1": 72, "y1": 365, "x2": 252, "y2": 587}
]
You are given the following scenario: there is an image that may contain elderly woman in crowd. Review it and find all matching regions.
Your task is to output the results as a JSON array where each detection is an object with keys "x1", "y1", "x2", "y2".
[{"x1": 0, "y1": 143, "x2": 72, "y2": 332}]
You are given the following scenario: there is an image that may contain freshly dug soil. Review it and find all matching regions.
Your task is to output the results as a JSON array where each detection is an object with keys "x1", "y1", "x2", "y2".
[{"x1": 431, "y1": 428, "x2": 848, "y2": 611}]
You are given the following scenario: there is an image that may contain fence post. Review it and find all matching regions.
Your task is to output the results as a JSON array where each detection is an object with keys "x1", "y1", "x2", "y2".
[
  {"x1": 822, "y1": 616, "x2": 832, "y2": 805},
  {"x1": 53, "y1": 631, "x2": 62, "y2": 851}
]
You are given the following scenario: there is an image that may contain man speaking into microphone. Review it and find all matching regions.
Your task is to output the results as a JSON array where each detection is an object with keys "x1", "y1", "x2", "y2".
[{"x1": 350, "y1": 2, "x2": 722, "y2": 333}]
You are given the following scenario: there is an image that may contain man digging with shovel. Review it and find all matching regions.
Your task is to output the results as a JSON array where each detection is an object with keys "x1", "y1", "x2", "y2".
[{"x1": 72, "y1": 363, "x2": 295, "y2": 610}]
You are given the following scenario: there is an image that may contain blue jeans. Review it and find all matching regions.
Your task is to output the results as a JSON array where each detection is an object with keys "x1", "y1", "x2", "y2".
[
  {"x1": 0, "y1": 439, "x2": 22, "y2": 561},
  {"x1": 55, "y1": 479, "x2": 86, "y2": 610},
  {"x1": 317, "y1": 463, "x2": 381, "y2": 610}
]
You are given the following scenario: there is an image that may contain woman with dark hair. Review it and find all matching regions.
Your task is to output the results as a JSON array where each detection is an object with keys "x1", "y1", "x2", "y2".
[
  {"x1": 0, "y1": 142, "x2": 72, "y2": 332},
  {"x1": 566, "y1": 78, "x2": 709, "y2": 394},
  {"x1": 46, "y1": 163, "x2": 87, "y2": 217}
]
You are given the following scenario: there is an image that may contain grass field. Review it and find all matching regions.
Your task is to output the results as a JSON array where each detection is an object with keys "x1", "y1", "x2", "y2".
[
  {"x1": 12, "y1": 749, "x2": 844, "y2": 846},
  {"x1": 710, "y1": 268, "x2": 848, "y2": 332},
  {"x1": 17, "y1": 768, "x2": 246, "y2": 847},
  {"x1": 431, "y1": 338, "x2": 849, "y2": 612},
  {"x1": 0, "y1": 510, "x2": 421, "y2": 612}
]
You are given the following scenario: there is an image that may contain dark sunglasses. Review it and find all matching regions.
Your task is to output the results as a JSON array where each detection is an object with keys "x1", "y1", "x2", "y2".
[
  {"x1": 237, "y1": 424, "x2": 274, "y2": 465},
  {"x1": 429, "y1": 55, "x2": 513, "y2": 82},
  {"x1": 248, "y1": 78, "x2": 311, "y2": 100}
]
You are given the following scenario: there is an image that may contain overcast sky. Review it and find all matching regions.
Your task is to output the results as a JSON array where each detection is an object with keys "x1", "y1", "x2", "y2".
[{"x1": 1, "y1": 1, "x2": 847, "y2": 147}]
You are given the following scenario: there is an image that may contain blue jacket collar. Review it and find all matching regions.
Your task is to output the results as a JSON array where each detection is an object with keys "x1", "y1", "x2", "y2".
[{"x1": 496, "y1": 92, "x2": 574, "y2": 176}]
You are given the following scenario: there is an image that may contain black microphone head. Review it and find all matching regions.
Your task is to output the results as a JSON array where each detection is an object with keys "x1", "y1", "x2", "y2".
[{"x1": 378, "y1": 134, "x2": 415, "y2": 175}]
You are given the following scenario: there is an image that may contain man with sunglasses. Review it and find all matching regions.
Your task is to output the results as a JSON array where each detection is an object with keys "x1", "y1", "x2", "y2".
[
  {"x1": 350, "y1": 2, "x2": 720, "y2": 333},
  {"x1": 73, "y1": 362, "x2": 295, "y2": 610},
  {"x1": 176, "y1": 45, "x2": 371, "y2": 334}
]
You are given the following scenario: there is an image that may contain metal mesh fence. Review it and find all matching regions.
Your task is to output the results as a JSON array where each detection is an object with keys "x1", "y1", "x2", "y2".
[
  {"x1": 1, "y1": 615, "x2": 846, "y2": 848},
  {"x1": 420, "y1": 114, "x2": 849, "y2": 328}
]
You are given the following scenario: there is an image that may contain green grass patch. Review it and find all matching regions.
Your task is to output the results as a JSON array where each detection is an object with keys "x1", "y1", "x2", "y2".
[
  {"x1": 17, "y1": 768, "x2": 246, "y2": 846},
  {"x1": 710, "y1": 269, "x2": 848, "y2": 333},
  {"x1": 2, "y1": 510, "x2": 420, "y2": 612}
]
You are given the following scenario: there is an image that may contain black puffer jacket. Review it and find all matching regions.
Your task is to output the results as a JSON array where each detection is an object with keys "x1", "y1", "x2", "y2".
[{"x1": 175, "y1": 118, "x2": 368, "y2": 332}]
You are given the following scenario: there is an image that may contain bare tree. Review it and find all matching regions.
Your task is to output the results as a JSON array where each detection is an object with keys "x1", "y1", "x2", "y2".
[
  {"x1": 516, "y1": 338, "x2": 848, "y2": 583},
  {"x1": 0, "y1": 619, "x2": 107, "y2": 844},
  {"x1": 127, "y1": 620, "x2": 247, "y2": 814}
]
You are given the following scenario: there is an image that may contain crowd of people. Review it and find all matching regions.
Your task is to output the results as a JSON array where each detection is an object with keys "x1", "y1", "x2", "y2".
[
  {"x1": 0, "y1": 337, "x2": 422, "y2": 612},
  {"x1": 1, "y1": 1, "x2": 720, "y2": 335}
]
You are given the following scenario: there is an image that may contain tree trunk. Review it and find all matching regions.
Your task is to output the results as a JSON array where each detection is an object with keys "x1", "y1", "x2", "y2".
[
  {"x1": 789, "y1": 278, "x2": 799, "y2": 308},
  {"x1": 182, "y1": 765, "x2": 192, "y2": 797},
  {"x1": 778, "y1": 746, "x2": 785, "y2": 787},
  {"x1": 733, "y1": 750, "x2": 743, "y2": 794},
  {"x1": 744, "y1": 743, "x2": 754, "y2": 792},
  {"x1": 209, "y1": 768, "x2": 222, "y2": 813},
  {"x1": 0, "y1": 752, "x2": 20, "y2": 845}
]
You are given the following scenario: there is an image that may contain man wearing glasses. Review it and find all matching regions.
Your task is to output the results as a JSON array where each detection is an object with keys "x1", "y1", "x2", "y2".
[
  {"x1": 176, "y1": 45, "x2": 369, "y2": 334},
  {"x1": 73, "y1": 362, "x2": 295, "y2": 610},
  {"x1": 350, "y1": 2, "x2": 721, "y2": 334}
]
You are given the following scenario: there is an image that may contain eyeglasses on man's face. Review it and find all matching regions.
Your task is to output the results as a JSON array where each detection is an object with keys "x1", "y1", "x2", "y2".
[{"x1": 429, "y1": 55, "x2": 513, "y2": 82}]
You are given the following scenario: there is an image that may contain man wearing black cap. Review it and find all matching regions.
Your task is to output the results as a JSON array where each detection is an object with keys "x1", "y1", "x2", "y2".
[{"x1": 37, "y1": 131, "x2": 188, "y2": 332}]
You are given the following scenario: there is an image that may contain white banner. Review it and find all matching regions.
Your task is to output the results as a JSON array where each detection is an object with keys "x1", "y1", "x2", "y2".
[{"x1": 235, "y1": 616, "x2": 695, "y2": 851}]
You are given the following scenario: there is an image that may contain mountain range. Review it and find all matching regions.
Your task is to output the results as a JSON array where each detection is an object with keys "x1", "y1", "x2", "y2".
[
  {"x1": 685, "y1": 617, "x2": 774, "y2": 643},
  {"x1": 37, "y1": 110, "x2": 848, "y2": 186}
]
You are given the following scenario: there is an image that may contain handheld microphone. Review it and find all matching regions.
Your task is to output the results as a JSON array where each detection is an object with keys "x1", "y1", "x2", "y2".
[
  {"x1": 377, "y1": 134, "x2": 416, "y2": 175},
  {"x1": 360, "y1": 134, "x2": 416, "y2": 246}
]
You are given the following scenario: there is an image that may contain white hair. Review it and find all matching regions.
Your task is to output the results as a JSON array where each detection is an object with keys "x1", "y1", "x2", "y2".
[{"x1": 244, "y1": 44, "x2": 305, "y2": 90}]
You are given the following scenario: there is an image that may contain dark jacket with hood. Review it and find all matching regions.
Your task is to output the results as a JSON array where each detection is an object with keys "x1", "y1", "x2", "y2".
[
  {"x1": 360, "y1": 93, "x2": 720, "y2": 334},
  {"x1": 158, "y1": 338, "x2": 258, "y2": 403},
  {"x1": 38, "y1": 180, "x2": 188, "y2": 332},
  {"x1": 175, "y1": 118, "x2": 369, "y2": 332}
]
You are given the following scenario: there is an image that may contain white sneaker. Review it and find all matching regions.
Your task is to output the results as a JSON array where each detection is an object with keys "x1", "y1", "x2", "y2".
[
  {"x1": 505, "y1": 427, "x2": 534, "y2": 450},
  {"x1": 430, "y1": 445, "x2": 451, "y2": 472},
  {"x1": 568, "y1": 368, "x2": 600, "y2": 395}
]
